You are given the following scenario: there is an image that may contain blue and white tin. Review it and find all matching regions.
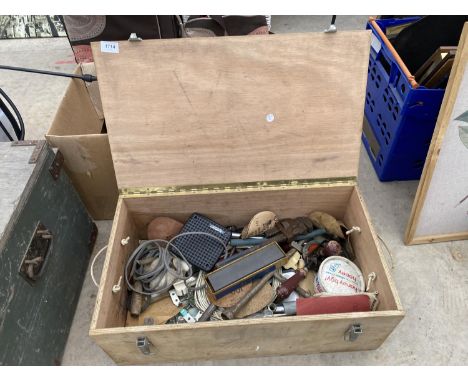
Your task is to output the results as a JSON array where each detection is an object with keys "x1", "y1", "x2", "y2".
[{"x1": 314, "y1": 256, "x2": 365, "y2": 294}]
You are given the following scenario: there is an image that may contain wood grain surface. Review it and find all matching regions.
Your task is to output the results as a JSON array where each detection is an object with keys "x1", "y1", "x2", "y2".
[
  {"x1": 126, "y1": 184, "x2": 355, "y2": 238},
  {"x1": 46, "y1": 65, "x2": 117, "y2": 220},
  {"x1": 91, "y1": 32, "x2": 371, "y2": 189},
  {"x1": 90, "y1": 185, "x2": 404, "y2": 365},
  {"x1": 405, "y1": 23, "x2": 468, "y2": 244},
  {"x1": 90, "y1": 311, "x2": 403, "y2": 364}
]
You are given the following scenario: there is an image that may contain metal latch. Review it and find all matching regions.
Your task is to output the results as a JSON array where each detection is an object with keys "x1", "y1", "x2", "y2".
[
  {"x1": 19, "y1": 222, "x2": 53, "y2": 284},
  {"x1": 324, "y1": 15, "x2": 337, "y2": 33},
  {"x1": 128, "y1": 33, "x2": 142, "y2": 42},
  {"x1": 344, "y1": 324, "x2": 363, "y2": 342},
  {"x1": 136, "y1": 336, "x2": 154, "y2": 355}
]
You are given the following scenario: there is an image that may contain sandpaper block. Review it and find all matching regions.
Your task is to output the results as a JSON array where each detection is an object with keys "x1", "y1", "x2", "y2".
[
  {"x1": 296, "y1": 295, "x2": 371, "y2": 316},
  {"x1": 206, "y1": 241, "x2": 286, "y2": 299}
]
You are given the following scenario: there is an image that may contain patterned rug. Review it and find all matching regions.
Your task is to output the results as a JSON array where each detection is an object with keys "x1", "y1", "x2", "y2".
[{"x1": 0, "y1": 15, "x2": 66, "y2": 39}]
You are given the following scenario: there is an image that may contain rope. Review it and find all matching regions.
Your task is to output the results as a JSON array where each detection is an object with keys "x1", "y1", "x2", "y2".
[
  {"x1": 366, "y1": 272, "x2": 377, "y2": 292},
  {"x1": 377, "y1": 233, "x2": 395, "y2": 270},
  {"x1": 90, "y1": 245, "x2": 108, "y2": 288}
]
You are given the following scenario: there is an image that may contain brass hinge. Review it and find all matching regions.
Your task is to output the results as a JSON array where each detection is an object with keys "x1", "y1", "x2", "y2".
[{"x1": 120, "y1": 177, "x2": 357, "y2": 198}]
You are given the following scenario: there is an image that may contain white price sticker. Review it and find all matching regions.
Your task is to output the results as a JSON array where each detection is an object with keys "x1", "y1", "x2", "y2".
[{"x1": 100, "y1": 41, "x2": 119, "y2": 54}]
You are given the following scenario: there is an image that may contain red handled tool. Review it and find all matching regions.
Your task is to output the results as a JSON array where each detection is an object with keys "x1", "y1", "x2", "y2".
[
  {"x1": 273, "y1": 294, "x2": 372, "y2": 316},
  {"x1": 275, "y1": 268, "x2": 307, "y2": 301}
]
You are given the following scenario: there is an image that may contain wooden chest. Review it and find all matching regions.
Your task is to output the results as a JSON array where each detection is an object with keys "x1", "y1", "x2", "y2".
[
  {"x1": 0, "y1": 141, "x2": 96, "y2": 365},
  {"x1": 89, "y1": 31, "x2": 404, "y2": 364}
]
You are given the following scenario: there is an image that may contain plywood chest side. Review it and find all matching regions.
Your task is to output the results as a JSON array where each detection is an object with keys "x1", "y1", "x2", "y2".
[{"x1": 90, "y1": 311, "x2": 403, "y2": 364}]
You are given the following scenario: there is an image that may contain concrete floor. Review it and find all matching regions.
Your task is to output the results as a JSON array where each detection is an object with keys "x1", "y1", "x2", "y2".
[{"x1": 1, "y1": 15, "x2": 467, "y2": 365}]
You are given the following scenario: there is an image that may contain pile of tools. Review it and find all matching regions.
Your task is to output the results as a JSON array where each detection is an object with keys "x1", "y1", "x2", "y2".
[{"x1": 125, "y1": 210, "x2": 379, "y2": 326}]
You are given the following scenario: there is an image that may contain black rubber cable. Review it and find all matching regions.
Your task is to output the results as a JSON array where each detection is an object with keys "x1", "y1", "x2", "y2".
[
  {"x1": 0, "y1": 87, "x2": 25, "y2": 140},
  {"x1": 0, "y1": 119, "x2": 14, "y2": 141},
  {"x1": 0, "y1": 64, "x2": 97, "y2": 82}
]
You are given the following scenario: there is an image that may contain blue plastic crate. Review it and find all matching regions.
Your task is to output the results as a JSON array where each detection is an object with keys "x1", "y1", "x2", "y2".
[{"x1": 362, "y1": 18, "x2": 446, "y2": 181}]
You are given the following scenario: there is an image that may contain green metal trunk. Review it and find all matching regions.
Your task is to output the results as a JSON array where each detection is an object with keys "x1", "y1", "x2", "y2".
[{"x1": 0, "y1": 141, "x2": 96, "y2": 365}]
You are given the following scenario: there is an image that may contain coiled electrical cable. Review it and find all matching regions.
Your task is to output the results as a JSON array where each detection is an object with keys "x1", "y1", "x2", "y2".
[{"x1": 125, "y1": 231, "x2": 229, "y2": 301}]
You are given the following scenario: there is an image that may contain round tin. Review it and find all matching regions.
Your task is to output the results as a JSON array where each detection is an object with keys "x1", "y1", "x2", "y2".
[{"x1": 314, "y1": 256, "x2": 364, "y2": 294}]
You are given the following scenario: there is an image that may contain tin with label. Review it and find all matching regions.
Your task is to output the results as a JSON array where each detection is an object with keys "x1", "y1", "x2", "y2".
[{"x1": 314, "y1": 256, "x2": 364, "y2": 294}]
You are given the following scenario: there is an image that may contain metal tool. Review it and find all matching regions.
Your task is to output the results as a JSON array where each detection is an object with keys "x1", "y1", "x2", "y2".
[
  {"x1": 246, "y1": 304, "x2": 277, "y2": 318},
  {"x1": 269, "y1": 301, "x2": 296, "y2": 316},
  {"x1": 198, "y1": 303, "x2": 217, "y2": 322},
  {"x1": 179, "y1": 308, "x2": 196, "y2": 323},
  {"x1": 230, "y1": 237, "x2": 266, "y2": 247},
  {"x1": 230, "y1": 227, "x2": 326, "y2": 249},
  {"x1": 169, "y1": 289, "x2": 181, "y2": 307},
  {"x1": 276, "y1": 268, "x2": 308, "y2": 301},
  {"x1": 221, "y1": 271, "x2": 275, "y2": 320},
  {"x1": 273, "y1": 272, "x2": 311, "y2": 298},
  {"x1": 130, "y1": 281, "x2": 144, "y2": 316},
  {"x1": 324, "y1": 15, "x2": 337, "y2": 33},
  {"x1": 230, "y1": 233, "x2": 264, "y2": 239}
]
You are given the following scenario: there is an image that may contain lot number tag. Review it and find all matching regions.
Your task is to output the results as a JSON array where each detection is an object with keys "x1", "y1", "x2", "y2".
[{"x1": 101, "y1": 41, "x2": 119, "y2": 54}]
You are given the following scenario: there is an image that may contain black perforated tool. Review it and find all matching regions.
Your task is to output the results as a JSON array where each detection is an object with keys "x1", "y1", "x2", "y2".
[{"x1": 172, "y1": 213, "x2": 231, "y2": 271}]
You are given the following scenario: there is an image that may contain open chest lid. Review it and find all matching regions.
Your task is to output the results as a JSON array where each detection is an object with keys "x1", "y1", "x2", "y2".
[{"x1": 91, "y1": 31, "x2": 371, "y2": 192}]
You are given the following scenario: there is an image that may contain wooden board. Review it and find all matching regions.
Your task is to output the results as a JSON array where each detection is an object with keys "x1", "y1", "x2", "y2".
[
  {"x1": 91, "y1": 32, "x2": 371, "y2": 189},
  {"x1": 89, "y1": 184, "x2": 404, "y2": 365},
  {"x1": 126, "y1": 183, "x2": 355, "y2": 238},
  {"x1": 405, "y1": 23, "x2": 468, "y2": 244},
  {"x1": 90, "y1": 198, "x2": 140, "y2": 330},
  {"x1": 91, "y1": 184, "x2": 400, "y2": 329},
  {"x1": 90, "y1": 311, "x2": 403, "y2": 365},
  {"x1": 46, "y1": 65, "x2": 118, "y2": 220},
  {"x1": 344, "y1": 188, "x2": 402, "y2": 311}
]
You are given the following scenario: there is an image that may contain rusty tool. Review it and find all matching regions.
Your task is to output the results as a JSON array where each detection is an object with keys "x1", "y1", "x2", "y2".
[
  {"x1": 221, "y1": 271, "x2": 275, "y2": 320},
  {"x1": 268, "y1": 218, "x2": 311, "y2": 244},
  {"x1": 275, "y1": 268, "x2": 308, "y2": 301},
  {"x1": 304, "y1": 240, "x2": 342, "y2": 272},
  {"x1": 198, "y1": 303, "x2": 217, "y2": 322},
  {"x1": 129, "y1": 281, "x2": 144, "y2": 316}
]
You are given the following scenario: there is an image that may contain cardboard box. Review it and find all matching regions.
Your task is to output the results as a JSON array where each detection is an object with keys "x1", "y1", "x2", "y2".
[
  {"x1": 46, "y1": 65, "x2": 118, "y2": 220},
  {"x1": 89, "y1": 32, "x2": 404, "y2": 364}
]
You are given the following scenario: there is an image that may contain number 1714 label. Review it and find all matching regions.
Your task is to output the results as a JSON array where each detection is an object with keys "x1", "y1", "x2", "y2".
[{"x1": 100, "y1": 41, "x2": 119, "y2": 54}]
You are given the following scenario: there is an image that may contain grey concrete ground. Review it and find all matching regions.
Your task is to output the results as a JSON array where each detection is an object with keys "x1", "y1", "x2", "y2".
[{"x1": 0, "y1": 15, "x2": 467, "y2": 366}]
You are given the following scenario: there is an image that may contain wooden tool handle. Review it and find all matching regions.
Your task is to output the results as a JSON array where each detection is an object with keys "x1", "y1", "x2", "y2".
[
  {"x1": 276, "y1": 269, "x2": 307, "y2": 300},
  {"x1": 369, "y1": 17, "x2": 419, "y2": 89}
]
